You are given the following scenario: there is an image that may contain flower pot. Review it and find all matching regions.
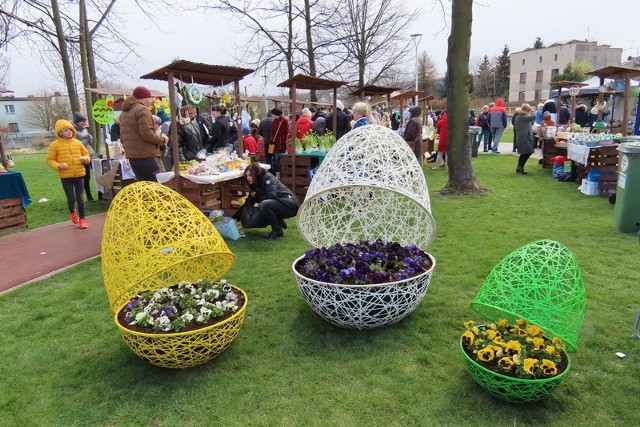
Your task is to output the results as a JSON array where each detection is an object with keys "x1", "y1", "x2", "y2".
[
  {"x1": 292, "y1": 254, "x2": 435, "y2": 329},
  {"x1": 114, "y1": 286, "x2": 248, "y2": 369},
  {"x1": 459, "y1": 340, "x2": 571, "y2": 403}
]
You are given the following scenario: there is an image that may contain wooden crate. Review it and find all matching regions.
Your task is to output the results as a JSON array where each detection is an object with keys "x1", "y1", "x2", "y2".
[
  {"x1": 541, "y1": 138, "x2": 567, "y2": 169},
  {"x1": 161, "y1": 177, "x2": 222, "y2": 210},
  {"x1": 597, "y1": 146, "x2": 618, "y2": 197},
  {"x1": 0, "y1": 197, "x2": 27, "y2": 235},
  {"x1": 280, "y1": 155, "x2": 320, "y2": 201}
]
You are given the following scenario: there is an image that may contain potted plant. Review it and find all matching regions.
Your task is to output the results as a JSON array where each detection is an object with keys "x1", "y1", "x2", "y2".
[
  {"x1": 302, "y1": 133, "x2": 319, "y2": 152},
  {"x1": 317, "y1": 132, "x2": 336, "y2": 152},
  {"x1": 460, "y1": 318, "x2": 570, "y2": 403},
  {"x1": 291, "y1": 137, "x2": 305, "y2": 155},
  {"x1": 292, "y1": 239, "x2": 435, "y2": 329},
  {"x1": 115, "y1": 278, "x2": 248, "y2": 369}
]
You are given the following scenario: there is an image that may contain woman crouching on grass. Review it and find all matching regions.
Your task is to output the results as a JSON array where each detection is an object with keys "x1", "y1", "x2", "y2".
[{"x1": 242, "y1": 162, "x2": 299, "y2": 240}]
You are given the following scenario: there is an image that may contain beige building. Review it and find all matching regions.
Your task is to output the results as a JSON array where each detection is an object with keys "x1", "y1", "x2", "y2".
[{"x1": 509, "y1": 40, "x2": 622, "y2": 103}]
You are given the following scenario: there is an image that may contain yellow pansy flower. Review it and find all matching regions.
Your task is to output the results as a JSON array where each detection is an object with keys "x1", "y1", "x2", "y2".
[
  {"x1": 461, "y1": 331, "x2": 475, "y2": 346},
  {"x1": 523, "y1": 358, "x2": 538, "y2": 375},
  {"x1": 477, "y1": 346, "x2": 496, "y2": 362},
  {"x1": 498, "y1": 357, "x2": 514, "y2": 371},
  {"x1": 526, "y1": 324, "x2": 544, "y2": 337},
  {"x1": 485, "y1": 329, "x2": 501, "y2": 341},
  {"x1": 464, "y1": 320, "x2": 476, "y2": 330},
  {"x1": 541, "y1": 359, "x2": 557, "y2": 375},
  {"x1": 545, "y1": 345, "x2": 558, "y2": 357},
  {"x1": 505, "y1": 340, "x2": 523, "y2": 356},
  {"x1": 531, "y1": 337, "x2": 545, "y2": 351},
  {"x1": 497, "y1": 318, "x2": 509, "y2": 328}
]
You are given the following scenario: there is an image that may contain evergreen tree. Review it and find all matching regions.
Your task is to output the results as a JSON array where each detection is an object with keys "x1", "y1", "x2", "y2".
[
  {"x1": 533, "y1": 37, "x2": 544, "y2": 49},
  {"x1": 494, "y1": 45, "x2": 510, "y2": 98},
  {"x1": 475, "y1": 55, "x2": 494, "y2": 98}
]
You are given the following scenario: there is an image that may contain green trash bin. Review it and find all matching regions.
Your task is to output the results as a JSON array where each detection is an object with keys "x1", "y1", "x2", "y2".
[
  {"x1": 613, "y1": 141, "x2": 640, "y2": 233},
  {"x1": 469, "y1": 126, "x2": 482, "y2": 157}
]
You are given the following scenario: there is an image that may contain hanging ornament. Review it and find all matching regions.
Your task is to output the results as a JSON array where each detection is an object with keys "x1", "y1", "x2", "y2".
[
  {"x1": 154, "y1": 97, "x2": 163, "y2": 109},
  {"x1": 105, "y1": 94, "x2": 115, "y2": 108},
  {"x1": 162, "y1": 97, "x2": 170, "y2": 109},
  {"x1": 92, "y1": 99, "x2": 115, "y2": 125},
  {"x1": 187, "y1": 85, "x2": 203, "y2": 104},
  {"x1": 222, "y1": 92, "x2": 231, "y2": 104}
]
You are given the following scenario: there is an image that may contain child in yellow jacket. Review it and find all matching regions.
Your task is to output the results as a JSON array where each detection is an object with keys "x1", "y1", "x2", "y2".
[{"x1": 46, "y1": 119, "x2": 91, "y2": 229}]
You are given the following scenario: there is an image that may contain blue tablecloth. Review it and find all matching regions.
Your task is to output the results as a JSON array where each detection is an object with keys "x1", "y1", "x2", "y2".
[{"x1": 0, "y1": 171, "x2": 32, "y2": 208}]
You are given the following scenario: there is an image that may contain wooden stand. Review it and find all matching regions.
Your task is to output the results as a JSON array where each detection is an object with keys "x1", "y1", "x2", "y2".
[
  {"x1": 573, "y1": 145, "x2": 618, "y2": 197},
  {"x1": 161, "y1": 177, "x2": 250, "y2": 216},
  {"x1": 0, "y1": 197, "x2": 27, "y2": 235},
  {"x1": 280, "y1": 154, "x2": 321, "y2": 202}
]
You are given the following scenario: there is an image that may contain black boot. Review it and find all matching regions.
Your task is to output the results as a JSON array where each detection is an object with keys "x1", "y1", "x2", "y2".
[
  {"x1": 266, "y1": 229, "x2": 283, "y2": 240},
  {"x1": 279, "y1": 219, "x2": 287, "y2": 229}
]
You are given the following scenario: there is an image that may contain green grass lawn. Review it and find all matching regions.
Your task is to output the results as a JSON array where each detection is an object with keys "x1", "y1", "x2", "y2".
[{"x1": 1, "y1": 150, "x2": 639, "y2": 426}]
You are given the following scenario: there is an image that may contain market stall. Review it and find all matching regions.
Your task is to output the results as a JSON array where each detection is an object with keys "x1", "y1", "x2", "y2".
[
  {"x1": 139, "y1": 60, "x2": 254, "y2": 205},
  {"x1": 586, "y1": 66, "x2": 640, "y2": 136},
  {"x1": 275, "y1": 74, "x2": 346, "y2": 200}
]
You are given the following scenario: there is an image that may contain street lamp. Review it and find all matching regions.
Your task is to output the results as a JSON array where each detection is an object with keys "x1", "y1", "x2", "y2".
[{"x1": 410, "y1": 33, "x2": 422, "y2": 106}]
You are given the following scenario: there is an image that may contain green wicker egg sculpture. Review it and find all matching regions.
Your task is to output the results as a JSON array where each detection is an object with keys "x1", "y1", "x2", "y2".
[{"x1": 471, "y1": 239, "x2": 585, "y2": 352}]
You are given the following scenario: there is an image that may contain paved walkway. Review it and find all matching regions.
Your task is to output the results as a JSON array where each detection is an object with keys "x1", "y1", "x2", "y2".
[{"x1": 0, "y1": 213, "x2": 106, "y2": 294}]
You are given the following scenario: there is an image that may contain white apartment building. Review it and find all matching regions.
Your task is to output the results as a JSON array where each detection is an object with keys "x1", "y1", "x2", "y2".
[{"x1": 509, "y1": 40, "x2": 622, "y2": 103}]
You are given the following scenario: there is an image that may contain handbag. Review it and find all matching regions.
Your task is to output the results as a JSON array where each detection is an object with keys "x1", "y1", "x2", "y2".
[
  {"x1": 213, "y1": 217, "x2": 242, "y2": 240},
  {"x1": 268, "y1": 143, "x2": 275, "y2": 154}
]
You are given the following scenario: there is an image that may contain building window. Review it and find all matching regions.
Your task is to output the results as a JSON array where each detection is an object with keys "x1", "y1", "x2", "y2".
[
  {"x1": 519, "y1": 72, "x2": 526, "y2": 83},
  {"x1": 554, "y1": 54, "x2": 558, "y2": 61},
  {"x1": 539, "y1": 56, "x2": 542, "y2": 63},
  {"x1": 4, "y1": 104, "x2": 15, "y2": 114},
  {"x1": 536, "y1": 70, "x2": 543, "y2": 82},
  {"x1": 551, "y1": 69, "x2": 559, "y2": 80},
  {"x1": 8, "y1": 123, "x2": 19, "y2": 132},
  {"x1": 534, "y1": 90, "x2": 542, "y2": 101},
  {"x1": 522, "y1": 58, "x2": 525, "y2": 66},
  {"x1": 518, "y1": 92, "x2": 525, "y2": 102}
]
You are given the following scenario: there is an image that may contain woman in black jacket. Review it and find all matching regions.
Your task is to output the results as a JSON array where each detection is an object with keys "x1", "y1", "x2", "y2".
[{"x1": 243, "y1": 162, "x2": 299, "y2": 240}]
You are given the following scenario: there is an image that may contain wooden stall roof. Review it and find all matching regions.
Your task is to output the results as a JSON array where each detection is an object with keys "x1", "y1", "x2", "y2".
[
  {"x1": 586, "y1": 66, "x2": 640, "y2": 79},
  {"x1": 418, "y1": 95, "x2": 436, "y2": 102},
  {"x1": 390, "y1": 89, "x2": 422, "y2": 100},
  {"x1": 268, "y1": 96, "x2": 332, "y2": 107},
  {"x1": 140, "y1": 60, "x2": 254, "y2": 86},
  {"x1": 350, "y1": 84, "x2": 401, "y2": 97},
  {"x1": 276, "y1": 74, "x2": 346, "y2": 90},
  {"x1": 85, "y1": 87, "x2": 167, "y2": 97}
]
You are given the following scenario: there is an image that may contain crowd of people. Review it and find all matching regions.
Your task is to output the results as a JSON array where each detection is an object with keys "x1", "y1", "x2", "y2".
[{"x1": 61, "y1": 82, "x2": 618, "y2": 238}]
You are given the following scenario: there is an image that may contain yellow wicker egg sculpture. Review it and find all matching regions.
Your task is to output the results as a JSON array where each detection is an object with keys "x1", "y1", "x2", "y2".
[{"x1": 102, "y1": 181, "x2": 242, "y2": 368}]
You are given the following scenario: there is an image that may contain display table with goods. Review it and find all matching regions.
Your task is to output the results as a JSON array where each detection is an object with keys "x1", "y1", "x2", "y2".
[
  {"x1": 101, "y1": 181, "x2": 247, "y2": 368},
  {"x1": 156, "y1": 154, "x2": 268, "y2": 215},
  {"x1": 461, "y1": 239, "x2": 585, "y2": 402},
  {"x1": 293, "y1": 124, "x2": 437, "y2": 329},
  {"x1": 567, "y1": 134, "x2": 619, "y2": 196},
  {"x1": 0, "y1": 171, "x2": 31, "y2": 234}
]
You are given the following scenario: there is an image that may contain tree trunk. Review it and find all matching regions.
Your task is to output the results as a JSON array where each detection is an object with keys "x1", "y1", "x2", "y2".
[
  {"x1": 303, "y1": 0, "x2": 317, "y2": 102},
  {"x1": 442, "y1": 0, "x2": 483, "y2": 195},
  {"x1": 51, "y1": 0, "x2": 79, "y2": 113}
]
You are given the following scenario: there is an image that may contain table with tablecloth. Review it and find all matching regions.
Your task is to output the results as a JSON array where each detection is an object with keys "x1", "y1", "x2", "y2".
[
  {"x1": 0, "y1": 171, "x2": 32, "y2": 208},
  {"x1": 0, "y1": 171, "x2": 30, "y2": 233},
  {"x1": 567, "y1": 142, "x2": 619, "y2": 194},
  {"x1": 156, "y1": 164, "x2": 270, "y2": 213}
]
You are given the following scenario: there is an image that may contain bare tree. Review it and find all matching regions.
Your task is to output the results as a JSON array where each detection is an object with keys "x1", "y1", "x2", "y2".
[
  {"x1": 442, "y1": 0, "x2": 484, "y2": 194},
  {"x1": 20, "y1": 94, "x2": 72, "y2": 131},
  {"x1": 474, "y1": 55, "x2": 494, "y2": 98},
  {"x1": 418, "y1": 51, "x2": 438, "y2": 97}
]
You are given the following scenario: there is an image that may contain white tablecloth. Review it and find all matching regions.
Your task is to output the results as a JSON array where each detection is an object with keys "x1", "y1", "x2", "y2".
[
  {"x1": 567, "y1": 143, "x2": 591, "y2": 166},
  {"x1": 156, "y1": 163, "x2": 270, "y2": 185}
]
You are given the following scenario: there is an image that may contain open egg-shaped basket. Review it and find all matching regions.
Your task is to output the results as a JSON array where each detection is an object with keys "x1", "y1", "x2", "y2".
[
  {"x1": 297, "y1": 125, "x2": 435, "y2": 249},
  {"x1": 294, "y1": 125, "x2": 436, "y2": 329},
  {"x1": 102, "y1": 181, "x2": 246, "y2": 368},
  {"x1": 463, "y1": 239, "x2": 585, "y2": 401}
]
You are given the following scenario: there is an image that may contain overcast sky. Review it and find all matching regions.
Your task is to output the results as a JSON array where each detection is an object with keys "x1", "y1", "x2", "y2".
[{"x1": 5, "y1": 0, "x2": 639, "y2": 97}]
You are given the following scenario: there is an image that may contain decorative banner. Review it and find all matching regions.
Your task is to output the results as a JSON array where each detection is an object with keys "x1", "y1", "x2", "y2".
[{"x1": 92, "y1": 98, "x2": 115, "y2": 125}]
